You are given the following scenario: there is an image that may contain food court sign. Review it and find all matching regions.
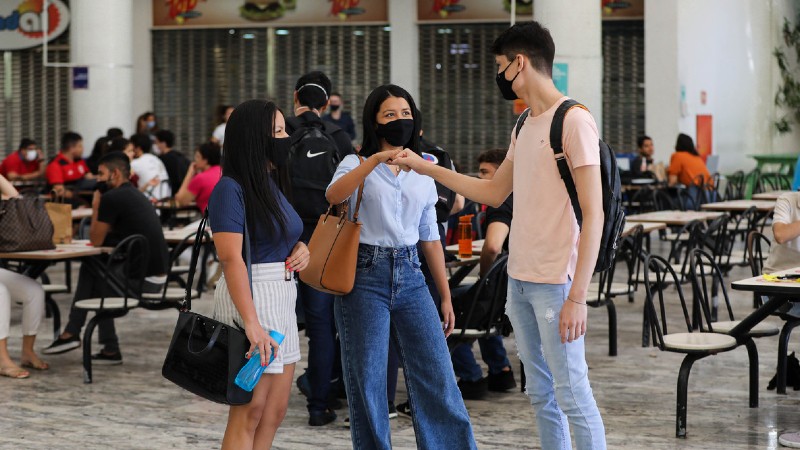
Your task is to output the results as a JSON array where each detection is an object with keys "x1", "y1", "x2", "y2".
[{"x1": 0, "y1": 0, "x2": 70, "y2": 51}]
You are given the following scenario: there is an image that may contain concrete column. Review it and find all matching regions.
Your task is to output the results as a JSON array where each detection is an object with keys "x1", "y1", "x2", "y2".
[
  {"x1": 388, "y1": 0, "x2": 419, "y2": 105},
  {"x1": 131, "y1": 1, "x2": 153, "y2": 127},
  {"x1": 69, "y1": 0, "x2": 134, "y2": 155},
  {"x1": 535, "y1": 0, "x2": 603, "y2": 131}
]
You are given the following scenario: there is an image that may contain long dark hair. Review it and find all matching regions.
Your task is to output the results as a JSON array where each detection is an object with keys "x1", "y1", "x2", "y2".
[
  {"x1": 222, "y1": 99, "x2": 291, "y2": 238},
  {"x1": 359, "y1": 84, "x2": 421, "y2": 157},
  {"x1": 675, "y1": 133, "x2": 698, "y2": 156}
]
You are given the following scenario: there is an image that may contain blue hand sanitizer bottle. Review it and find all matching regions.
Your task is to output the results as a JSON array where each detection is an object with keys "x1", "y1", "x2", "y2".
[{"x1": 235, "y1": 329, "x2": 285, "y2": 392}]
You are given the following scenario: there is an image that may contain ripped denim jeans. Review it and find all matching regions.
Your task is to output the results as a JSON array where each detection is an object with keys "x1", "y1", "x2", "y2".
[{"x1": 505, "y1": 277, "x2": 606, "y2": 450}]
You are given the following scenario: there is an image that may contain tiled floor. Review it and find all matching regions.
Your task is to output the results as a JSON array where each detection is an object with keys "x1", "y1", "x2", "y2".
[{"x1": 1, "y1": 241, "x2": 799, "y2": 449}]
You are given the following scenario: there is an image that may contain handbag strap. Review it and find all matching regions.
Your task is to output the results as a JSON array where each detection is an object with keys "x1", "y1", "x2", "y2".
[{"x1": 352, "y1": 155, "x2": 366, "y2": 221}]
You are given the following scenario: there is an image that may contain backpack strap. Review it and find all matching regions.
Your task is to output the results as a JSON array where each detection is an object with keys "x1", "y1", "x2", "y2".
[
  {"x1": 352, "y1": 156, "x2": 366, "y2": 221},
  {"x1": 549, "y1": 99, "x2": 589, "y2": 227},
  {"x1": 514, "y1": 108, "x2": 530, "y2": 138}
]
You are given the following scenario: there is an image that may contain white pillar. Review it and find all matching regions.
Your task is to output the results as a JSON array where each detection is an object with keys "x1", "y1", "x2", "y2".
[
  {"x1": 535, "y1": 0, "x2": 603, "y2": 131},
  {"x1": 388, "y1": 0, "x2": 419, "y2": 105},
  {"x1": 131, "y1": 0, "x2": 153, "y2": 127},
  {"x1": 644, "y1": 0, "x2": 680, "y2": 165},
  {"x1": 69, "y1": 0, "x2": 134, "y2": 155}
]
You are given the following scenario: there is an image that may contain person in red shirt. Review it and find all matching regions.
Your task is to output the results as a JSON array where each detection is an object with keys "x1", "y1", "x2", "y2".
[
  {"x1": 174, "y1": 141, "x2": 221, "y2": 212},
  {"x1": 45, "y1": 132, "x2": 95, "y2": 199},
  {"x1": 0, "y1": 139, "x2": 45, "y2": 181}
]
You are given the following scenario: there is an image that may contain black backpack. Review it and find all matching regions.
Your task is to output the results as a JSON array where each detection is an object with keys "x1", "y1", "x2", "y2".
[
  {"x1": 287, "y1": 122, "x2": 342, "y2": 224},
  {"x1": 515, "y1": 99, "x2": 625, "y2": 273}
]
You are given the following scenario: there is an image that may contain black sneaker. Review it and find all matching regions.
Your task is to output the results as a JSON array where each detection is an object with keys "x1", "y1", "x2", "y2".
[
  {"x1": 309, "y1": 409, "x2": 337, "y2": 427},
  {"x1": 42, "y1": 335, "x2": 80, "y2": 355},
  {"x1": 487, "y1": 369, "x2": 517, "y2": 392},
  {"x1": 395, "y1": 401, "x2": 412, "y2": 419},
  {"x1": 457, "y1": 377, "x2": 488, "y2": 400},
  {"x1": 388, "y1": 402, "x2": 398, "y2": 419},
  {"x1": 91, "y1": 351, "x2": 123, "y2": 365}
]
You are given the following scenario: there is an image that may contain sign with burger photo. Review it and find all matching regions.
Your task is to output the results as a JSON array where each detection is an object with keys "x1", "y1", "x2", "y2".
[{"x1": 153, "y1": 0, "x2": 388, "y2": 28}]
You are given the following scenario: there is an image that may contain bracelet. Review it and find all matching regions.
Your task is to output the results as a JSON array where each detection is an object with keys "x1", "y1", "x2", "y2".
[{"x1": 567, "y1": 297, "x2": 587, "y2": 306}]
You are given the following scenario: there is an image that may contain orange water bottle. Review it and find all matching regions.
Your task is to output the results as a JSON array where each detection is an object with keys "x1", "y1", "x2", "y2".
[{"x1": 458, "y1": 215, "x2": 474, "y2": 259}]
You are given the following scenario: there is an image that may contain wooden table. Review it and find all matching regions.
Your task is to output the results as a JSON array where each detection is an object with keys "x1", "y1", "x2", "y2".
[
  {"x1": 0, "y1": 241, "x2": 106, "y2": 261},
  {"x1": 445, "y1": 239, "x2": 485, "y2": 257},
  {"x1": 625, "y1": 210, "x2": 724, "y2": 226},
  {"x1": 752, "y1": 190, "x2": 794, "y2": 201},
  {"x1": 163, "y1": 227, "x2": 211, "y2": 245},
  {"x1": 623, "y1": 221, "x2": 667, "y2": 236},
  {"x1": 700, "y1": 199, "x2": 776, "y2": 212},
  {"x1": 731, "y1": 267, "x2": 800, "y2": 395}
]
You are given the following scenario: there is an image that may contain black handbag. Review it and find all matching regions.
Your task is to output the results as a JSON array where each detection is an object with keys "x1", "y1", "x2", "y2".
[{"x1": 162, "y1": 209, "x2": 253, "y2": 405}]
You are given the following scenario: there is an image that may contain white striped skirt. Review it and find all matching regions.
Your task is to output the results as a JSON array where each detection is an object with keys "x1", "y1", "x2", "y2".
[{"x1": 213, "y1": 262, "x2": 300, "y2": 374}]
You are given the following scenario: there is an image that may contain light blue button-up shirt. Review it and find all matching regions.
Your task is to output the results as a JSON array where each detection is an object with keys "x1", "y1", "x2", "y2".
[{"x1": 327, "y1": 154, "x2": 440, "y2": 247}]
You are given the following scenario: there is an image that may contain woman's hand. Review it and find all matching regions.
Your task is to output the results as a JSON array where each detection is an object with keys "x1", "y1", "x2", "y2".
[
  {"x1": 245, "y1": 322, "x2": 280, "y2": 367},
  {"x1": 370, "y1": 149, "x2": 403, "y2": 165},
  {"x1": 286, "y1": 241, "x2": 310, "y2": 272},
  {"x1": 388, "y1": 149, "x2": 427, "y2": 174},
  {"x1": 441, "y1": 298, "x2": 455, "y2": 338}
]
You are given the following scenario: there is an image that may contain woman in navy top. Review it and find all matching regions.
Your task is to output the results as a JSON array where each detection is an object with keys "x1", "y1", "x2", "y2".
[
  {"x1": 208, "y1": 100, "x2": 308, "y2": 450},
  {"x1": 326, "y1": 85, "x2": 476, "y2": 450}
]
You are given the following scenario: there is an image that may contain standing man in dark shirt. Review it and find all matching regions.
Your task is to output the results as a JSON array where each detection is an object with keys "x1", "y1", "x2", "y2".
[
  {"x1": 450, "y1": 149, "x2": 516, "y2": 400},
  {"x1": 286, "y1": 71, "x2": 353, "y2": 426},
  {"x1": 155, "y1": 129, "x2": 190, "y2": 195},
  {"x1": 322, "y1": 92, "x2": 356, "y2": 141},
  {"x1": 43, "y1": 152, "x2": 169, "y2": 364}
]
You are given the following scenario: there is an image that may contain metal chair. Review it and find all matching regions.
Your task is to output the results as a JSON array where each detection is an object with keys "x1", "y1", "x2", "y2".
[
  {"x1": 643, "y1": 254, "x2": 758, "y2": 438},
  {"x1": 74, "y1": 234, "x2": 149, "y2": 383}
]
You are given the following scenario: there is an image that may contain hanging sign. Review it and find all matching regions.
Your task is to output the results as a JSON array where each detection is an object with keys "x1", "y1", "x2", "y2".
[{"x1": 0, "y1": 0, "x2": 70, "y2": 51}]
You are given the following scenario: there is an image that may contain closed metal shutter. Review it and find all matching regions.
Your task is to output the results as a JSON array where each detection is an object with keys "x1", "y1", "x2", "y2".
[
  {"x1": 0, "y1": 32, "x2": 71, "y2": 159},
  {"x1": 418, "y1": 23, "x2": 516, "y2": 173},
  {"x1": 602, "y1": 20, "x2": 645, "y2": 153},
  {"x1": 152, "y1": 26, "x2": 389, "y2": 155}
]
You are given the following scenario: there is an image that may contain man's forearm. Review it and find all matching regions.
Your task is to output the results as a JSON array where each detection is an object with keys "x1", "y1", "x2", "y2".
[
  {"x1": 774, "y1": 221, "x2": 800, "y2": 245},
  {"x1": 569, "y1": 211, "x2": 603, "y2": 301},
  {"x1": 417, "y1": 163, "x2": 509, "y2": 208}
]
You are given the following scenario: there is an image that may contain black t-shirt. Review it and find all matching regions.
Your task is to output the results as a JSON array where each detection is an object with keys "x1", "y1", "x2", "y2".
[
  {"x1": 97, "y1": 183, "x2": 169, "y2": 276},
  {"x1": 484, "y1": 194, "x2": 513, "y2": 251},
  {"x1": 160, "y1": 150, "x2": 191, "y2": 195},
  {"x1": 322, "y1": 111, "x2": 356, "y2": 140}
]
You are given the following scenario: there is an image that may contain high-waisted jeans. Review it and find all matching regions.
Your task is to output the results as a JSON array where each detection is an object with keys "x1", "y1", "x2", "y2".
[{"x1": 335, "y1": 244, "x2": 476, "y2": 450}]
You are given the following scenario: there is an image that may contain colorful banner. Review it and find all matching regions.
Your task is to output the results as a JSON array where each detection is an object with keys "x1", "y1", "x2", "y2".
[
  {"x1": 153, "y1": 0, "x2": 388, "y2": 28},
  {"x1": 417, "y1": 0, "x2": 531, "y2": 23},
  {"x1": 0, "y1": 0, "x2": 70, "y2": 51},
  {"x1": 601, "y1": 0, "x2": 644, "y2": 20}
]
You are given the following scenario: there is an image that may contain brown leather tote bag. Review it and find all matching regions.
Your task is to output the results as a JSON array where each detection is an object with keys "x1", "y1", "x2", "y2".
[{"x1": 300, "y1": 156, "x2": 365, "y2": 295}]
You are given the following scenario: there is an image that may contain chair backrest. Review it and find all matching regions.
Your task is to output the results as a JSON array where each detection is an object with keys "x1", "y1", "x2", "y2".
[
  {"x1": 453, "y1": 253, "x2": 509, "y2": 335},
  {"x1": 759, "y1": 172, "x2": 792, "y2": 192},
  {"x1": 724, "y1": 171, "x2": 745, "y2": 200},
  {"x1": 675, "y1": 186, "x2": 697, "y2": 211},
  {"x1": 699, "y1": 214, "x2": 732, "y2": 268},
  {"x1": 730, "y1": 206, "x2": 758, "y2": 237},
  {"x1": 643, "y1": 254, "x2": 694, "y2": 350},
  {"x1": 628, "y1": 186, "x2": 655, "y2": 214},
  {"x1": 746, "y1": 230, "x2": 771, "y2": 277},
  {"x1": 689, "y1": 248, "x2": 735, "y2": 327},
  {"x1": 100, "y1": 234, "x2": 150, "y2": 309},
  {"x1": 665, "y1": 220, "x2": 704, "y2": 282},
  {"x1": 652, "y1": 189, "x2": 677, "y2": 211}
]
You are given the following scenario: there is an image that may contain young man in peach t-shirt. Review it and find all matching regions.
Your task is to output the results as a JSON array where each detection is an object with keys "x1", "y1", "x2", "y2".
[{"x1": 393, "y1": 21, "x2": 607, "y2": 450}]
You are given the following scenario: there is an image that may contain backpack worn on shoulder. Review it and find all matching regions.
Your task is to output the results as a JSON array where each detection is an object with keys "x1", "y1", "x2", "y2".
[
  {"x1": 515, "y1": 99, "x2": 625, "y2": 273},
  {"x1": 288, "y1": 122, "x2": 343, "y2": 224}
]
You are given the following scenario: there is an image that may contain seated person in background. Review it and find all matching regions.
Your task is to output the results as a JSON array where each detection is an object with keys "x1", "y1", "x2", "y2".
[
  {"x1": 667, "y1": 133, "x2": 710, "y2": 187},
  {"x1": 43, "y1": 152, "x2": 169, "y2": 363},
  {"x1": 156, "y1": 129, "x2": 190, "y2": 195},
  {"x1": 129, "y1": 133, "x2": 171, "y2": 201},
  {"x1": 0, "y1": 174, "x2": 48, "y2": 379},
  {"x1": 765, "y1": 191, "x2": 800, "y2": 317},
  {"x1": 86, "y1": 128, "x2": 124, "y2": 175},
  {"x1": 46, "y1": 132, "x2": 95, "y2": 201},
  {"x1": 450, "y1": 149, "x2": 516, "y2": 399},
  {"x1": 0, "y1": 138, "x2": 46, "y2": 181},
  {"x1": 174, "y1": 141, "x2": 221, "y2": 212},
  {"x1": 631, "y1": 135, "x2": 655, "y2": 178}
]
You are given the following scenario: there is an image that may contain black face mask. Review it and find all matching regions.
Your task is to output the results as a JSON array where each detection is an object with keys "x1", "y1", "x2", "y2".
[
  {"x1": 375, "y1": 119, "x2": 414, "y2": 147},
  {"x1": 496, "y1": 61, "x2": 520, "y2": 101},
  {"x1": 329, "y1": 104, "x2": 341, "y2": 112},
  {"x1": 269, "y1": 136, "x2": 292, "y2": 168},
  {"x1": 95, "y1": 181, "x2": 109, "y2": 194}
]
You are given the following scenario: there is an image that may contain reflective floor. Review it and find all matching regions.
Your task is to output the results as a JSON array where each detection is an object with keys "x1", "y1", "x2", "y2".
[{"x1": 1, "y1": 242, "x2": 798, "y2": 449}]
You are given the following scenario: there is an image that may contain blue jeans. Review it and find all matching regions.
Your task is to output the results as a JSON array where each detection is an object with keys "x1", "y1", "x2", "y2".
[
  {"x1": 298, "y1": 279, "x2": 341, "y2": 414},
  {"x1": 335, "y1": 244, "x2": 476, "y2": 450},
  {"x1": 506, "y1": 277, "x2": 606, "y2": 450},
  {"x1": 451, "y1": 335, "x2": 511, "y2": 382}
]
